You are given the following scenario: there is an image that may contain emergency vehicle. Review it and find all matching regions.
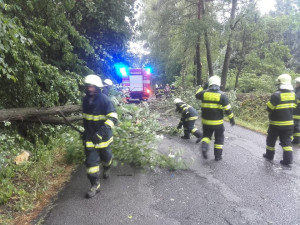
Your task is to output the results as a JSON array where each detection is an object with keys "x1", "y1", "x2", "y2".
[{"x1": 121, "y1": 68, "x2": 152, "y2": 101}]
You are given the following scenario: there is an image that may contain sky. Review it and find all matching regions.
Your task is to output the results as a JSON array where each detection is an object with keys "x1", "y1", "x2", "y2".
[{"x1": 257, "y1": 0, "x2": 276, "y2": 14}]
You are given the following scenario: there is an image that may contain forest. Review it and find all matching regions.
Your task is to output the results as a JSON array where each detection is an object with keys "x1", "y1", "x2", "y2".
[{"x1": 0, "y1": 0, "x2": 299, "y2": 224}]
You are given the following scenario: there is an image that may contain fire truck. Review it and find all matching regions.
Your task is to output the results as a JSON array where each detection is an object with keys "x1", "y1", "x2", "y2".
[{"x1": 121, "y1": 68, "x2": 152, "y2": 101}]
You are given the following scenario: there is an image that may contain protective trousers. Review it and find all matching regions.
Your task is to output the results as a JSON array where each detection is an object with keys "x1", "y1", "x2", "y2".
[
  {"x1": 293, "y1": 119, "x2": 300, "y2": 144},
  {"x1": 265, "y1": 126, "x2": 293, "y2": 164},
  {"x1": 85, "y1": 146, "x2": 113, "y2": 185},
  {"x1": 200, "y1": 125, "x2": 224, "y2": 160},
  {"x1": 182, "y1": 120, "x2": 202, "y2": 139}
]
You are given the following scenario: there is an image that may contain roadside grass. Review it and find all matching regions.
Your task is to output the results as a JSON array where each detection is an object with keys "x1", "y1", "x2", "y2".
[{"x1": 0, "y1": 130, "x2": 82, "y2": 225}]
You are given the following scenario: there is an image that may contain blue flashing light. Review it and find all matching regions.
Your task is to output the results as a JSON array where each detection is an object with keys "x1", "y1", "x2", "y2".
[
  {"x1": 114, "y1": 63, "x2": 129, "y2": 77},
  {"x1": 144, "y1": 67, "x2": 152, "y2": 75}
]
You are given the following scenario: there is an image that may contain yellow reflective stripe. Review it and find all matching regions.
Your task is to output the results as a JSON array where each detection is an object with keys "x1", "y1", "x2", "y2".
[
  {"x1": 96, "y1": 134, "x2": 103, "y2": 140},
  {"x1": 227, "y1": 113, "x2": 233, "y2": 119},
  {"x1": 283, "y1": 146, "x2": 293, "y2": 151},
  {"x1": 293, "y1": 115, "x2": 300, "y2": 119},
  {"x1": 269, "y1": 120, "x2": 294, "y2": 126},
  {"x1": 201, "y1": 137, "x2": 211, "y2": 144},
  {"x1": 107, "y1": 112, "x2": 118, "y2": 119},
  {"x1": 280, "y1": 93, "x2": 295, "y2": 101},
  {"x1": 214, "y1": 144, "x2": 223, "y2": 149},
  {"x1": 275, "y1": 103, "x2": 296, "y2": 109},
  {"x1": 187, "y1": 116, "x2": 198, "y2": 121},
  {"x1": 83, "y1": 113, "x2": 106, "y2": 121},
  {"x1": 202, "y1": 119, "x2": 223, "y2": 125},
  {"x1": 86, "y1": 137, "x2": 113, "y2": 149},
  {"x1": 87, "y1": 166, "x2": 100, "y2": 174},
  {"x1": 95, "y1": 137, "x2": 113, "y2": 148},
  {"x1": 180, "y1": 104, "x2": 187, "y2": 109},
  {"x1": 294, "y1": 133, "x2": 300, "y2": 137},
  {"x1": 223, "y1": 104, "x2": 231, "y2": 110},
  {"x1": 196, "y1": 87, "x2": 203, "y2": 94},
  {"x1": 103, "y1": 159, "x2": 112, "y2": 167},
  {"x1": 105, "y1": 119, "x2": 115, "y2": 128},
  {"x1": 266, "y1": 146, "x2": 275, "y2": 151},
  {"x1": 191, "y1": 128, "x2": 198, "y2": 133},
  {"x1": 201, "y1": 103, "x2": 223, "y2": 109},
  {"x1": 203, "y1": 92, "x2": 221, "y2": 102},
  {"x1": 266, "y1": 101, "x2": 275, "y2": 110},
  {"x1": 298, "y1": 100, "x2": 300, "y2": 104}
]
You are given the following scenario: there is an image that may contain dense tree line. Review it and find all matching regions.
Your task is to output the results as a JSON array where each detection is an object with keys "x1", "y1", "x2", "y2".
[
  {"x1": 0, "y1": 0, "x2": 136, "y2": 108},
  {"x1": 141, "y1": 0, "x2": 300, "y2": 92}
]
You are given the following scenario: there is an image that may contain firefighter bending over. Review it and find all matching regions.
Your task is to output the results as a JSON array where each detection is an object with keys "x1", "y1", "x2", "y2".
[
  {"x1": 195, "y1": 76, "x2": 235, "y2": 161},
  {"x1": 174, "y1": 98, "x2": 202, "y2": 143},
  {"x1": 292, "y1": 77, "x2": 300, "y2": 144},
  {"x1": 264, "y1": 74, "x2": 296, "y2": 166},
  {"x1": 82, "y1": 75, "x2": 118, "y2": 198}
]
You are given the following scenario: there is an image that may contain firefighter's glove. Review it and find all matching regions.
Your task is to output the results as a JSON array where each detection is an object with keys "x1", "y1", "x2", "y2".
[
  {"x1": 177, "y1": 123, "x2": 183, "y2": 129},
  {"x1": 91, "y1": 133, "x2": 102, "y2": 145},
  {"x1": 230, "y1": 118, "x2": 235, "y2": 126}
]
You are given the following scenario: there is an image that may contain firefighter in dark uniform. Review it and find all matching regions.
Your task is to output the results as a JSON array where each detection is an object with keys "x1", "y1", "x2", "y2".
[
  {"x1": 195, "y1": 76, "x2": 235, "y2": 161},
  {"x1": 292, "y1": 77, "x2": 300, "y2": 144},
  {"x1": 102, "y1": 79, "x2": 113, "y2": 96},
  {"x1": 82, "y1": 74, "x2": 118, "y2": 198},
  {"x1": 264, "y1": 74, "x2": 296, "y2": 166},
  {"x1": 174, "y1": 98, "x2": 202, "y2": 142}
]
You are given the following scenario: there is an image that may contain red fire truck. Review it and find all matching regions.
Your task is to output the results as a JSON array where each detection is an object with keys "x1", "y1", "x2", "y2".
[{"x1": 122, "y1": 68, "x2": 152, "y2": 101}]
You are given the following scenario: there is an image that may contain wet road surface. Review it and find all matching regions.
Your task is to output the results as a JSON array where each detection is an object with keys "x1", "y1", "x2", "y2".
[{"x1": 35, "y1": 114, "x2": 300, "y2": 225}]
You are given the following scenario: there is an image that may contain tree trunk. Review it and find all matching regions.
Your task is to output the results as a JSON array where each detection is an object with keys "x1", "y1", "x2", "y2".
[
  {"x1": 195, "y1": 0, "x2": 203, "y2": 85},
  {"x1": 0, "y1": 105, "x2": 81, "y2": 122},
  {"x1": 221, "y1": 0, "x2": 238, "y2": 91},
  {"x1": 202, "y1": 0, "x2": 214, "y2": 77}
]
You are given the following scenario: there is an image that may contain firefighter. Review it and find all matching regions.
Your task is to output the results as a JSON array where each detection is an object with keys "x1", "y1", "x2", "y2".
[
  {"x1": 293, "y1": 77, "x2": 300, "y2": 144},
  {"x1": 264, "y1": 74, "x2": 296, "y2": 166},
  {"x1": 195, "y1": 76, "x2": 235, "y2": 161},
  {"x1": 174, "y1": 98, "x2": 202, "y2": 143},
  {"x1": 102, "y1": 79, "x2": 113, "y2": 96},
  {"x1": 82, "y1": 75, "x2": 118, "y2": 198},
  {"x1": 164, "y1": 83, "x2": 171, "y2": 98}
]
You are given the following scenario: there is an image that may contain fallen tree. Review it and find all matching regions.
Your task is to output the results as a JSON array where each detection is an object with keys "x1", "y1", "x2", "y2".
[{"x1": 0, "y1": 105, "x2": 81, "y2": 123}]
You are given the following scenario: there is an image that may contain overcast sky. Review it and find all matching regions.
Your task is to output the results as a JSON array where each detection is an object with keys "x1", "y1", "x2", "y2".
[{"x1": 257, "y1": 0, "x2": 276, "y2": 14}]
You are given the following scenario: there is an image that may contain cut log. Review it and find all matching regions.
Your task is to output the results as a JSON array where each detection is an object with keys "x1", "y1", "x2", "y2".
[
  {"x1": 0, "y1": 105, "x2": 81, "y2": 122},
  {"x1": 26, "y1": 115, "x2": 82, "y2": 124}
]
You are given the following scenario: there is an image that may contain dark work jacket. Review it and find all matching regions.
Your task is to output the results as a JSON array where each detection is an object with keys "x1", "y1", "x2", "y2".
[
  {"x1": 266, "y1": 89, "x2": 296, "y2": 130},
  {"x1": 195, "y1": 85, "x2": 233, "y2": 128},
  {"x1": 82, "y1": 92, "x2": 118, "y2": 149},
  {"x1": 176, "y1": 103, "x2": 199, "y2": 123},
  {"x1": 294, "y1": 87, "x2": 300, "y2": 120}
]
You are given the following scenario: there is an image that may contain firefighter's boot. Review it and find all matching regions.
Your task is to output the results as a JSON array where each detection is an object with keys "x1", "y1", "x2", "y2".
[
  {"x1": 194, "y1": 130, "x2": 203, "y2": 144},
  {"x1": 181, "y1": 130, "x2": 190, "y2": 139},
  {"x1": 86, "y1": 176, "x2": 100, "y2": 199},
  {"x1": 103, "y1": 165, "x2": 111, "y2": 179},
  {"x1": 263, "y1": 150, "x2": 275, "y2": 160},
  {"x1": 280, "y1": 151, "x2": 293, "y2": 166},
  {"x1": 214, "y1": 148, "x2": 223, "y2": 161},
  {"x1": 201, "y1": 141, "x2": 209, "y2": 159}
]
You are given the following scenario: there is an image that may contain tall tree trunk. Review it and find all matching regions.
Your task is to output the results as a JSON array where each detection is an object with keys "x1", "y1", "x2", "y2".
[
  {"x1": 235, "y1": 30, "x2": 247, "y2": 90},
  {"x1": 202, "y1": 0, "x2": 214, "y2": 77},
  {"x1": 195, "y1": 0, "x2": 202, "y2": 85},
  {"x1": 221, "y1": 0, "x2": 238, "y2": 91}
]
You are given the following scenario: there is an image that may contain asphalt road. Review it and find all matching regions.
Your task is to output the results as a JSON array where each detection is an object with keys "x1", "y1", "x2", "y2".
[{"x1": 35, "y1": 114, "x2": 300, "y2": 225}]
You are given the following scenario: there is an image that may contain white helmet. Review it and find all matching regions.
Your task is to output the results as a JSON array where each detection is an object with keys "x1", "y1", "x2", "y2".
[
  {"x1": 174, "y1": 98, "x2": 183, "y2": 104},
  {"x1": 208, "y1": 76, "x2": 221, "y2": 87},
  {"x1": 295, "y1": 77, "x2": 300, "y2": 83},
  {"x1": 104, "y1": 79, "x2": 113, "y2": 86},
  {"x1": 84, "y1": 74, "x2": 103, "y2": 87},
  {"x1": 277, "y1": 74, "x2": 291, "y2": 85}
]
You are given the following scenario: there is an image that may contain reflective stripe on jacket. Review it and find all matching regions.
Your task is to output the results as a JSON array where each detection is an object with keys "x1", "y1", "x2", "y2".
[
  {"x1": 267, "y1": 89, "x2": 296, "y2": 129},
  {"x1": 195, "y1": 86, "x2": 233, "y2": 127}
]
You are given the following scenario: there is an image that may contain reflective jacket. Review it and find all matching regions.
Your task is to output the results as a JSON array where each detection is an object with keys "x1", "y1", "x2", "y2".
[
  {"x1": 177, "y1": 103, "x2": 199, "y2": 123},
  {"x1": 294, "y1": 87, "x2": 300, "y2": 120},
  {"x1": 267, "y1": 89, "x2": 296, "y2": 129},
  {"x1": 82, "y1": 92, "x2": 118, "y2": 149},
  {"x1": 195, "y1": 85, "x2": 233, "y2": 128}
]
